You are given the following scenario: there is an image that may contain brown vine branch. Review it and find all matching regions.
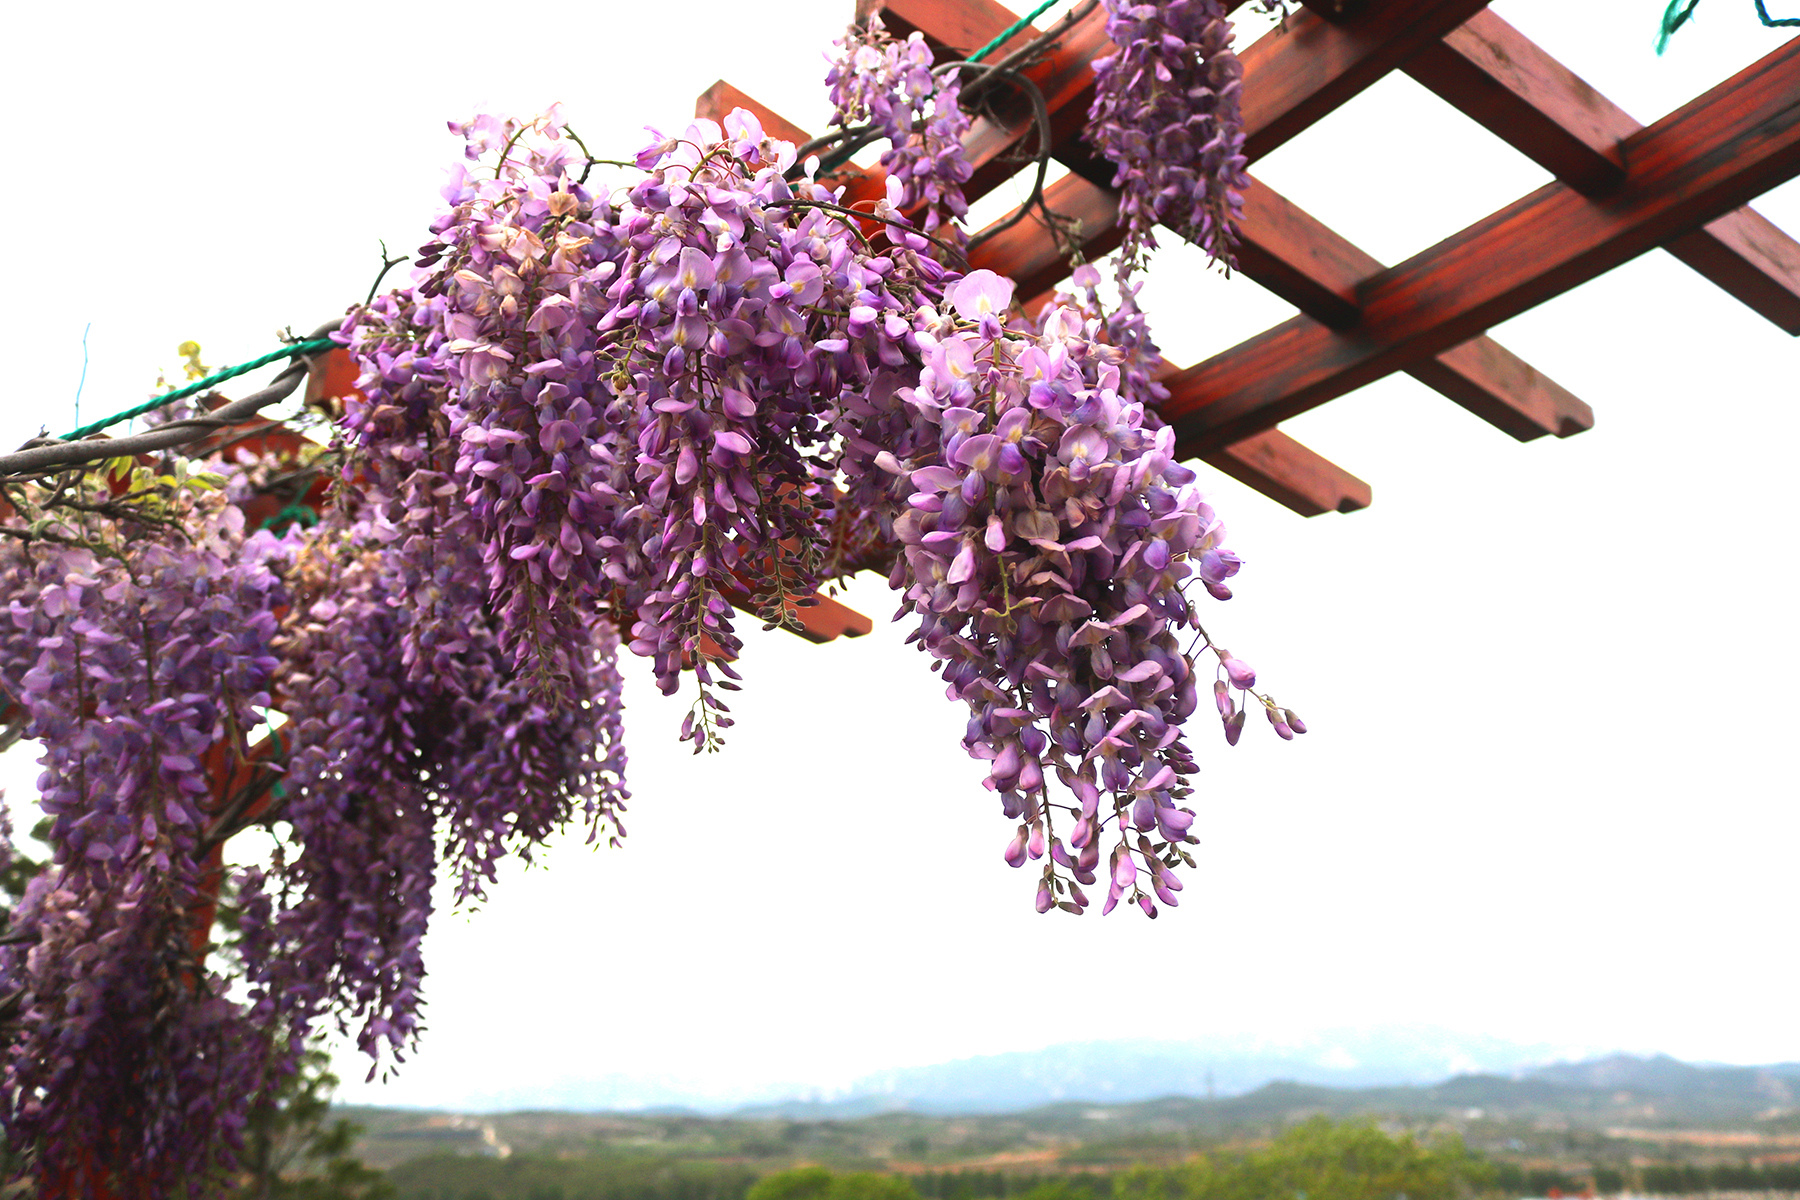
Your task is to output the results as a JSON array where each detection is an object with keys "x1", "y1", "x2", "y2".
[{"x1": 0, "y1": 320, "x2": 340, "y2": 481}]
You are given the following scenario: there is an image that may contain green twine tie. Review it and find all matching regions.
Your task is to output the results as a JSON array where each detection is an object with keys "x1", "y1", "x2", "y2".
[{"x1": 60, "y1": 337, "x2": 338, "y2": 442}]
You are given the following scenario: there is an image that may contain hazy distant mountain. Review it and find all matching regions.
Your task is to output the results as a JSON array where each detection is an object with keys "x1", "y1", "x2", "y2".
[
  {"x1": 730, "y1": 1028, "x2": 1592, "y2": 1118},
  {"x1": 350, "y1": 1053, "x2": 1800, "y2": 1169},
  {"x1": 411, "y1": 1032, "x2": 1800, "y2": 1119},
  {"x1": 1524, "y1": 1054, "x2": 1800, "y2": 1109}
]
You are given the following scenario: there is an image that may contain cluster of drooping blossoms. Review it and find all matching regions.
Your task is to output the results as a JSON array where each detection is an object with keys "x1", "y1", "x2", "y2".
[
  {"x1": 1038, "y1": 263, "x2": 1303, "y2": 753},
  {"x1": 246, "y1": 284, "x2": 630, "y2": 1078},
  {"x1": 366, "y1": 104, "x2": 1294, "y2": 915},
  {"x1": 1087, "y1": 0, "x2": 1249, "y2": 269},
  {"x1": 377, "y1": 109, "x2": 948, "y2": 749},
  {"x1": 0, "y1": 472, "x2": 296, "y2": 1193},
  {"x1": 826, "y1": 14, "x2": 974, "y2": 246},
  {"x1": 858, "y1": 267, "x2": 1290, "y2": 917}
]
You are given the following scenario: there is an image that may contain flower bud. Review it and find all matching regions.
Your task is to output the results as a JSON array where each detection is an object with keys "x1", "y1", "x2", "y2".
[
  {"x1": 1003, "y1": 825, "x2": 1029, "y2": 868},
  {"x1": 1111, "y1": 849, "x2": 1137, "y2": 890},
  {"x1": 1221, "y1": 655, "x2": 1255, "y2": 690}
]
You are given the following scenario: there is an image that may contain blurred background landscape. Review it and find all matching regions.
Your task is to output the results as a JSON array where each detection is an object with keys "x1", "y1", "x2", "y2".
[{"x1": 310, "y1": 1047, "x2": 1800, "y2": 1200}]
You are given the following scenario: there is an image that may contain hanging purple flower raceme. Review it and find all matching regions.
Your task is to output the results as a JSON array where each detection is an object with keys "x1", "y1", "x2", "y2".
[
  {"x1": 856, "y1": 268, "x2": 1297, "y2": 916},
  {"x1": 826, "y1": 15, "x2": 973, "y2": 245},
  {"x1": 1036, "y1": 265, "x2": 1277, "y2": 751},
  {"x1": 417, "y1": 113, "x2": 624, "y2": 706},
  {"x1": 0, "y1": 481, "x2": 294, "y2": 1192},
  {"x1": 1087, "y1": 0, "x2": 1249, "y2": 270},
  {"x1": 253, "y1": 530, "x2": 439, "y2": 1071},
  {"x1": 394, "y1": 110, "x2": 955, "y2": 750},
  {"x1": 826, "y1": 13, "x2": 936, "y2": 146},
  {"x1": 245, "y1": 289, "x2": 632, "y2": 1080},
  {"x1": 0, "y1": 7, "x2": 1310, "y2": 1180}
]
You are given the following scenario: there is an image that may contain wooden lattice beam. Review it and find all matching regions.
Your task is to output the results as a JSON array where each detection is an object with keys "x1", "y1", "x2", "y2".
[
  {"x1": 1402, "y1": 8, "x2": 1800, "y2": 334},
  {"x1": 1237, "y1": 0, "x2": 1492, "y2": 160},
  {"x1": 972, "y1": 172, "x2": 1592, "y2": 443},
  {"x1": 1160, "y1": 35, "x2": 1800, "y2": 453},
  {"x1": 867, "y1": 0, "x2": 1592, "y2": 451},
  {"x1": 864, "y1": 0, "x2": 1492, "y2": 165}
]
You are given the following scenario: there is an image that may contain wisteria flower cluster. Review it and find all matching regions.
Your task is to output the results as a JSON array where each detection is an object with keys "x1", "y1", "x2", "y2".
[
  {"x1": 0, "y1": 9, "x2": 1296, "y2": 1188},
  {"x1": 1087, "y1": 0, "x2": 1250, "y2": 270},
  {"x1": 864, "y1": 268, "x2": 1264, "y2": 915},
  {"x1": 250, "y1": 283, "x2": 630, "y2": 1076},
  {"x1": 826, "y1": 15, "x2": 974, "y2": 244},
  {"x1": 393, "y1": 108, "x2": 956, "y2": 748},
  {"x1": 0, "y1": 469, "x2": 292, "y2": 1193},
  {"x1": 345, "y1": 107, "x2": 1295, "y2": 923}
]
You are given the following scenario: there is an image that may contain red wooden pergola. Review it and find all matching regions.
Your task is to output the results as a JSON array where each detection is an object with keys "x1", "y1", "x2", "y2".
[
  {"x1": 699, "y1": 0, "x2": 1799, "y2": 520},
  {"x1": 9, "y1": 0, "x2": 1795, "y2": 882},
  {"x1": 6, "y1": 1, "x2": 1797, "y2": 1188}
]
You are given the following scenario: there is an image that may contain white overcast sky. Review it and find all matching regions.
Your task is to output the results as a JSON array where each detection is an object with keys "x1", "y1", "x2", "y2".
[{"x1": 2, "y1": 1, "x2": 1797, "y2": 1110}]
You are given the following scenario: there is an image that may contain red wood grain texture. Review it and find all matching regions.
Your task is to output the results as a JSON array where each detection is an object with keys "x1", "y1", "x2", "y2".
[
  {"x1": 1403, "y1": 8, "x2": 1800, "y2": 334},
  {"x1": 865, "y1": 0, "x2": 1496, "y2": 195},
  {"x1": 968, "y1": 170, "x2": 1592, "y2": 442},
  {"x1": 1201, "y1": 430, "x2": 1372, "y2": 515},
  {"x1": 888, "y1": 0, "x2": 1593, "y2": 444},
  {"x1": 1160, "y1": 36, "x2": 1800, "y2": 454},
  {"x1": 1664, "y1": 206, "x2": 1800, "y2": 334},
  {"x1": 1239, "y1": 0, "x2": 1491, "y2": 160}
]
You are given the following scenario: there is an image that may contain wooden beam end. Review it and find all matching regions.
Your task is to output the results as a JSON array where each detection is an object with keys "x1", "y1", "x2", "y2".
[{"x1": 1200, "y1": 428, "x2": 1372, "y2": 518}]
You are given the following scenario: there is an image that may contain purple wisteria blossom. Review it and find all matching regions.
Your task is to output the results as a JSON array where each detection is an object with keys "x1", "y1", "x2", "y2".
[
  {"x1": 1088, "y1": 0, "x2": 1250, "y2": 271},
  {"x1": 826, "y1": 14, "x2": 973, "y2": 245},
  {"x1": 0, "y1": 479, "x2": 294, "y2": 1193},
  {"x1": 0, "y1": 5, "x2": 1300, "y2": 1175}
]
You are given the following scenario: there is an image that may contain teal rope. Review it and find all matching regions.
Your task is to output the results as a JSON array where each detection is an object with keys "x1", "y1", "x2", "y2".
[
  {"x1": 258, "y1": 503, "x2": 319, "y2": 534},
  {"x1": 59, "y1": 337, "x2": 338, "y2": 442},
  {"x1": 968, "y1": 0, "x2": 1064, "y2": 63},
  {"x1": 264, "y1": 722, "x2": 290, "y2": 802},
  {"x1": 1660, "y1": 0, "x2": 1799, "y2": 53},
  {"x1": 1754, "y1": 0, "x2": 1800, "y2": 26},
  {"x1": 1658, "y1": 0, "x2": 1701, "y2": 52}
]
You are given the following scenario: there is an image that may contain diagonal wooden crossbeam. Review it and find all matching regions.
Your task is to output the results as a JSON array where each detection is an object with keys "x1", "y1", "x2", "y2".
[
  {"x1": 1400, "y1": 7, "x2": 1800, "y2": 334},
  {"x1": 873, "y1": 0, "x2": 1594, "y2": 448},
  {"x1": 699, "y1": 85, "x2": 1371, "y2": 516},
  {"x1": 1162, "y1": 35, "x2": 1800, "y2": 453},
  {"x1": 880, "y1": 0, "x2": 1800, "y2": 454},
  {"x1": 970, "y1": 170, "x2": 1593, "y2": 444}
]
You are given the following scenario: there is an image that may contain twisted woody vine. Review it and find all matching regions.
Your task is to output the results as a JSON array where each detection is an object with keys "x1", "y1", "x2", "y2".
[{"x1": 0, "y1": 0, "x2": 1306, "y2": 1191}]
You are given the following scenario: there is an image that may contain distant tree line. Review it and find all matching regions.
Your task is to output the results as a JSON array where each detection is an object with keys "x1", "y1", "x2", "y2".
[
  {"x1": 913, "y1": 1170, "x2": 1082, "y2": 1200},
  {"x1": 379, "y1": 1119, "x2": 1800, "y2": 1200},
  {"x1": 387, "y1": 1154, "x2": 760, "y2": 1200},
  {"x1": 384, "y1": 1120, "x2": 1489, "y2": 1200},
  {"x1": 1636, "y1": 1162, "x2": 1800, "y2": 1194}
]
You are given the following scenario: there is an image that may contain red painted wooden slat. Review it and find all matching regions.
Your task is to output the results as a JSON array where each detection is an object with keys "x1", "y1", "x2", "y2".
[
  {"x1": 1202, "y1": 430, "x2": 1372, "y2": 515},
  {"x1": 894, "y1": 0, "x2": 1593, "y2": 445},
  {"x1": 1161, "y1": 37, "x2": 1800, "y2": 453},
  {"x1": 1239, "y1": 0, "x2": 1492, "y2": 161},
  {"x1": 1403, "y1": 8, "x2": 1800, "y2": 334}
]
